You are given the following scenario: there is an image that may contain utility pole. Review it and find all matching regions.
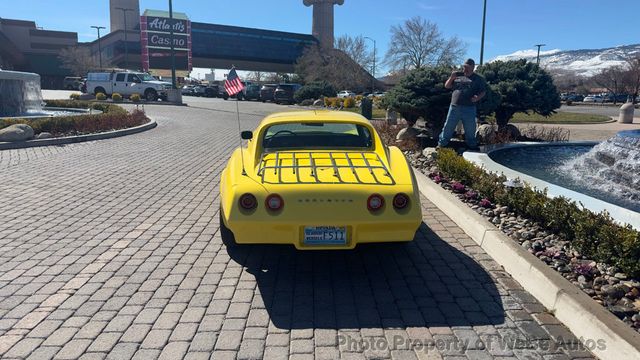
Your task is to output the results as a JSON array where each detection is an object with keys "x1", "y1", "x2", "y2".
[
  {"x1": 535, "y1": 44, "x2": 546, "y2": 65},
  {"x1": 91, "y1": 26, "x2": 106, "y2": 69},
  {"x1": 479, "y1": 0, "x2": 487, "y2": 65},
  {"x1": 364, "y1": 36, "x2": 376, "y2": 93},
  {"x1": 169, "y1": 0, "x2": 177, "y2": 89},
  {"x1": 116, "y1": 7, "x2": 135, "y2": 69}
]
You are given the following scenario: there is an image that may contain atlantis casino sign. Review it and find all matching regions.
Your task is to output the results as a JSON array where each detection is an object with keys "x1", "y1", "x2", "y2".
[{"x1": 140, "y1": 10, "x2": 192, "y2": 73}]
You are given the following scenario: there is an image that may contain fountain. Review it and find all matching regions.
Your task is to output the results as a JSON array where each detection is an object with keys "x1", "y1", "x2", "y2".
[
  {"x1": 0, "y1": 69, "x2": 92, "y2": 121},
  {"x1": 0, "y1": 69, "x2": 44, "y2": 117},
  {"x1": 463, "y1": 130, "x2": 640, "y2": 229},
  {"x1": 562, "y1": 130, "x2": 640, "y2": 207}
]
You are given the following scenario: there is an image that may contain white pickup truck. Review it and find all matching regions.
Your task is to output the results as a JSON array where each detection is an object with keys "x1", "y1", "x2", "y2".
[{"x1": 86, "y1": 71, "x2": 172, "y2": 101}]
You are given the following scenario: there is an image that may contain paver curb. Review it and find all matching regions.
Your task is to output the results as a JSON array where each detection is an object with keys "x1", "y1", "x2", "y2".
[
  {"x1": 412, "y1": 166, "x2": 640, "y2": 360},
  {"x1": 0, "y1": 118, "x2": 157, "y2": 150}
]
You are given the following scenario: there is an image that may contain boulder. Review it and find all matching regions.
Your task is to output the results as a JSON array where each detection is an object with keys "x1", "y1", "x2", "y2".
[
  {"x1": 396, "y1": 126, "x2": 419, "y2": 140},
  {"x1": 35, "y1": 132, "x2": 53, "y2": 140},
  {"x1": 0, "y1": 124, "x2": 34, "y2": 142},
  {"x1": 313, "y1": 99, "x2": 324, "y2": 107},
  {"x1": 476, "y1": 124, "x2": 496, "y2": 144},
  {"x1": 499, "y1": 124, "x2": 521, "y2": 140}
]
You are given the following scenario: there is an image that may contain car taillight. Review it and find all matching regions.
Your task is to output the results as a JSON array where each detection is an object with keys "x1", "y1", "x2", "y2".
[
  {"x1": 239, "y1": 193, "x2": 257, "y2": 210},
  {"x1": 265, "y1": 194, "x2": 284, "y2": 211},
  {"x1": 367, "y1": 194, "x2": 385, "y2": 212},
  {"x1": 393, "y1": 193, "x2": 410, "y2": 210}
]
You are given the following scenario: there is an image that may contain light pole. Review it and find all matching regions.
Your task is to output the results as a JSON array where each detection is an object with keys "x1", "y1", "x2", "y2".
[
  {"x1": 169, "y1": 0, "x2": 177, "y2": 89},
  {"x1": 91, "y1": 26, "x2": 106, "y2": 69},
  {"x1": 479, "y1": 0, "x2": 487, "y2": 65},
  {"x1": 116, "y1": 7, "x2": 135, "y2": 69},
  {"x1": 535, "y1": 44, "x2": 546, "y2": 65},
  {"x1": 364, "y1": 36, "x2": 376, "y2": 93}
]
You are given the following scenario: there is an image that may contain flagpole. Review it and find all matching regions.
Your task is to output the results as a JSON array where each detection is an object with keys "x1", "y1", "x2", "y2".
[{"x1": 236, "y1": 98, "x2": 247, "y2": 176}]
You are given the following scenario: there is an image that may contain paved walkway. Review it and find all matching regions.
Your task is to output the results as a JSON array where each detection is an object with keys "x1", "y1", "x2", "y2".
[{"x1": 0, "y1": 98, "x2": 595, "y2": 359}]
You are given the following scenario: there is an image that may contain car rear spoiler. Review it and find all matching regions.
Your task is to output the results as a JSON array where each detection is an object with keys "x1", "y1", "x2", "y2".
[{"x1": 257, "y1": 151, "x2": 395, "y2": 185}]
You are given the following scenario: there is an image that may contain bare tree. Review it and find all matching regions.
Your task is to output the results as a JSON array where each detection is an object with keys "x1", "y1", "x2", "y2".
[
  {"x1": 384, "y1": 16, "x2": 466, "y2": 71},
  {"x1": 295, "y1": 45, "x2": 372, "y2": 91},
  {"x1": 58, "y1": 46, "x2": 98, "y2": 76},
  {"x1": 592, "y1": 66, "x2": 626, "y2": 103},
  {"x1": 335, "y1": 35, "x2": 373, "y2": 71},
  {"x1": 245, "y1": 71, "x2": 264, "y2": 83},
  {"x1": 623, "y1": 56, "x2": 640, "y2": 102}
]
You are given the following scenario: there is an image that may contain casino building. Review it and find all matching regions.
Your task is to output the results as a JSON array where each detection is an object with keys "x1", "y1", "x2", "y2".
[{"x1": 0, "y1": 0, "x2": 348, "y2": 88}]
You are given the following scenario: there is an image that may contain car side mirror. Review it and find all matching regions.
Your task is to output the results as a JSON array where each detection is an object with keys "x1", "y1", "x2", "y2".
[{"x1": 241, "y1": 131, "x2": 253, "y2": 140}]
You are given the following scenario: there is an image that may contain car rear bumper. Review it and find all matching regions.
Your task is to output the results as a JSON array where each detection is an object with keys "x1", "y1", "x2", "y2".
[{"x1": 223, "y1": 217, "x2": 421, "y2": 250}]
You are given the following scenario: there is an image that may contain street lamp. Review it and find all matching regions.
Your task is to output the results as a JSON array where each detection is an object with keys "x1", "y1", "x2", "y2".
[
  {"x1": 535, "y1": 44, "x2": 546, "y2": 65},
  {"x1": 115, "y1": 7, "x2": 135, "y2": 69},
  {"x1": 479, "y1": 0, "x2": 487, "y2": 65},
  {"x1": 90, "y1": 26, "x2": 106, "y2": 69},
  {"x1": 364, "y1": 36, "x2": 376, "y2": 93},
  {"x1": 169, "y1": 0, "x2": 177, "y2": 89}
]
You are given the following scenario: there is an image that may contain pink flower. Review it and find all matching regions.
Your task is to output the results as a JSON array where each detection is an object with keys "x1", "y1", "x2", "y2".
[{"x1": 479, "y1": 198, "x2": 492, "y2": 208}]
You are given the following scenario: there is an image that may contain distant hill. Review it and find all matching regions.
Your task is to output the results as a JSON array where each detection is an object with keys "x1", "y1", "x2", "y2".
[{"x1": 492, "y1": 44, "x2": 640, "y2": 77}]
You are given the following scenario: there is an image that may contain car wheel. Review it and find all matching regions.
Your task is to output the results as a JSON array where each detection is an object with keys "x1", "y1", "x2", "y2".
[
  {"x1": 145, "y1": 89, "x2": 158, "y2": 101},
  {"x1": 219, "y1": 208, "x2": 238, "y2": 247},
  {"x1": 223, "y1": 94, "x2": 229, "y2": 100},
  {"x1": 94, "y1": 87, "x2": 106, "y2": 95},
  {"x1": 237, "y1": 93, "x2": 244, "y2": 101}
]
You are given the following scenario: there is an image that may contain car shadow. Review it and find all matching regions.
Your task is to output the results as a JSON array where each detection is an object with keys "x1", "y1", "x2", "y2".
[{"x1": 222, "y1": 222, "x2": 505, "y2": 329}]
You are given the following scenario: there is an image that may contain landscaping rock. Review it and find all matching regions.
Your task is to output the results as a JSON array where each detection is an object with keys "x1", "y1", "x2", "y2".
[
  {"x1": 602, "y1": 284, "x2": 626, "y2": 300},
  {"x1": 313, "y1": 99, "x2": 324, "y2": 107},
  {"x1": 35, "y1": 132, "x2": 53, "y2": 140},
  {"x1": 396, "y1": 127, "x2": 420, "y2": 140},
  {"x1": 499, "y1": 124, "x2": 521, "y2": 139},
  {"x1": 0, "y1": 124, "x2": 34, "y2": 142},
  {"x1": 476, "y1": 124, "x2": 496, "y2": 144}
]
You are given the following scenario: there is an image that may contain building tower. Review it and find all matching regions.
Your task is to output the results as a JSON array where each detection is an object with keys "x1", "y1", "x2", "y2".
[
  {"x1": 303, "y1": 0, "x2": 344, "y2": 48},
  {"x1": 109, "y1": 0, "x2": 141, "y2": 33}
]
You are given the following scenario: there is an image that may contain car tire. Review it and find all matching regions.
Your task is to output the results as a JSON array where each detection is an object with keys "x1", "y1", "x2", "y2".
[
  {"x1": 94, "y1": 87, "x2": 106, "y2": 96},
  {"x1": 219, "y1": 208, "x2": 239, "y2": 247},
  {"x1": 223, "y1": 94, "x2": 229, "y2": 100},
  {"x1": 237, "y1": 93, "x2": 244, "y2": 101},
  {"x1": 145, "y1": 89, "x2": 158, "y2": 102}
]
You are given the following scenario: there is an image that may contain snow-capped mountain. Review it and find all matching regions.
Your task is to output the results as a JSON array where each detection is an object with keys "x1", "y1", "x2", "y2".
[{"x1": 492, "y1": 44, "x2": 640, "y2": 77}]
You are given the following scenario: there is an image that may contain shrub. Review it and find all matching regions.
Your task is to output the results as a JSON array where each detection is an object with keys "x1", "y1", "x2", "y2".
[
  {"x1": 343, "y1": 97, "x2": 355, "y2": 108},
  {"x1": 435, "y1": 148, "x2": 640, "y2": 277},
  {"x1": 96, "y1": 93, "x2": 107, "y2": 101},
  {"x1": 112, "y1": 93, "x2": 123, "y2": 102},
  {"x1": 294, "y1": 81, "x2": 336, "y2": 104},
  {"x1": 355, "y1": 95, "x2": 364, "y2": 102},
  {"x1": 324, "y1": 97, "x2": 332, "y2": 107},
  {"x1": 130, "y1": 93, "x2": 141, "y2": 103},
  {"x1": 69, "y1": 93, "x2": 81, "y2": 100}
]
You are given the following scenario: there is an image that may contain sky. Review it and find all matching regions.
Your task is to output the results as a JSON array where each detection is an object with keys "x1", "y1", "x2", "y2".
[{"x1": 2, "y1": 0, "x2": 640, "y2": 76}]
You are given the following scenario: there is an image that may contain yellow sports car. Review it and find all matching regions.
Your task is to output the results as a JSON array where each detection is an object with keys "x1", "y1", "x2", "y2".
[{"x1": 219, "y1": 110, "x2": 422, "y2": 250}]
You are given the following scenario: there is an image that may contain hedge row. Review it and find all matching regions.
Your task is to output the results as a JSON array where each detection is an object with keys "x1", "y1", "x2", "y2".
[
  {"x1": 435, "y1": 148, "x2": 640, "y2": 277},
  {"x1": 0, "y1": 101, "x2": 146, "y2": 136}
]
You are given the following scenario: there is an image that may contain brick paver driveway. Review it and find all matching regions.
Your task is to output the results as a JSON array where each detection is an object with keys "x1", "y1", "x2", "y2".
[{"x1": 0, "y1": 98, "x2": 595, "y2": 359}]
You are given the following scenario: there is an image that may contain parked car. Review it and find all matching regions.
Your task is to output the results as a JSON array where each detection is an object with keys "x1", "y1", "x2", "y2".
[
  {"x1": 221, "y1": 81, "x2": 255, "y2": 100},
  {"x1": 260, "y1": 84, "x2": 278, "y2": 102},
  {"x1": 604, "y1": 93, "x2": 629, "y2": 103},
  {"x1": 86, "y1": 71, "x2": 172, "y2": 101},
  {"x1": 219, "y1": 110, "x2": 422, "y2": 249},
  {"x1": 368, "y1": 91, "x2": 385, "y2": 98},
  {"x1": 181, "y1": 85, "x2": 196, "y2": 96},
  {"x1": 337, "y1": 90, "x2": 356, "y2": 98},
  {"x1": 583, "y1": 95, "x2": 604, "y2": 103},
  {"x1": 63, "y1": 76, "x2": 83, "y2": 90},
  {"x1": 244, "y1": 84, "x2": 261, "y2": 101},
  {"x1": 273, "y1": 84, "x2": 302, "y2": 104},
  {"x1": 567, "y1": 94, "x2": 583, "y2": 102}
]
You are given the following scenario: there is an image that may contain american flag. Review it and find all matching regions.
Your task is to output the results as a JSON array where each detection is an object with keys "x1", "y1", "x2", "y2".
[{"x1": 224, "y1": 68, "x2": 245, "y2": 96}]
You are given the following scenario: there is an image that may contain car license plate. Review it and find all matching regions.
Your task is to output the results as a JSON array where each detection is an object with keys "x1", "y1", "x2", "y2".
[{"x1": 303, "y1": 226, "x2": 347, "y2": 245}]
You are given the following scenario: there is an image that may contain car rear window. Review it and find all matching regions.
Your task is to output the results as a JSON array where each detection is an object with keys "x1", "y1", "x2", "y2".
[{"x1": 262, "y1": 122, "x2": 373, "y2": 150}]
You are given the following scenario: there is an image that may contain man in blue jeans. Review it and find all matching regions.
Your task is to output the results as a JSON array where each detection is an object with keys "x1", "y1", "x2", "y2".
[{"x1": 438, "y1": 58, "x2": 486, "y2": 150}]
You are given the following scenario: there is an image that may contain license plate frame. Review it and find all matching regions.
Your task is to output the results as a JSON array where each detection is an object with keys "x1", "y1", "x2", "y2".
[{"x1": 303, "y1": 226, "x2": 347, "y2": 245}]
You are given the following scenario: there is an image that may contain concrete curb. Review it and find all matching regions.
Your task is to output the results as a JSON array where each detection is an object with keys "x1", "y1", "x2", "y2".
[
  {"x1": 0, "y1": 119, "x2": 157, "y2": 150},
  {"x1": 412, "y1": 167, "x2": 640, "y2": 360}
]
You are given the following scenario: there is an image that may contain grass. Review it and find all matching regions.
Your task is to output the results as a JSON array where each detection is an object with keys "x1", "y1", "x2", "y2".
[{"x1": 507, "y1": 112, "x2": 611, "y2": 124}]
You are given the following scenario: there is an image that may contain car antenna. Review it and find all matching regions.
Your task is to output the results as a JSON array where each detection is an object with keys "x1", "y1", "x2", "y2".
[{"x1": 229, "y1": 65, "x2": 247, "y2": 176}]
